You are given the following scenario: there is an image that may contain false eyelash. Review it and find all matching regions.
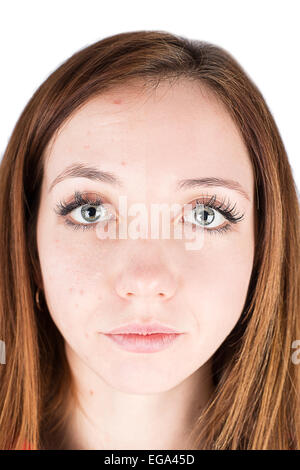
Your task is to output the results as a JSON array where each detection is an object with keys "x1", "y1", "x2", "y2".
[
  {"x1": 54, "y1": 190, "x2": 104, "y2": 218},
  {"x1": 193, "y1": 193, "x2": 245, "y2": 224},
  {"x1": 54, "y1": 190, "x2": 245, "y2": 235}
]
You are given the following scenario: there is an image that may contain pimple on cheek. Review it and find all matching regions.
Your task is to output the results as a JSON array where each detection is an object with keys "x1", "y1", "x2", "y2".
[{"x1": 113, "y1": 99, "x2": 122, "y2": 104}]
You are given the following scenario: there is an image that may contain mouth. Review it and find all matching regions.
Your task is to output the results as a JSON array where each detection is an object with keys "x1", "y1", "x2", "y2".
[
  {"x1": 104, "y1": 321, "x2": 182, "y2": 335},
  {"x1": 102, "y1": 332, "x2": 183, "y2": 353}
]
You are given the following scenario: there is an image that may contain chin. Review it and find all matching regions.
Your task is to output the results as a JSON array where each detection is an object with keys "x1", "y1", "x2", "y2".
[{"x1": 99, "y1": 366, "x2": 185, "y2": 395}]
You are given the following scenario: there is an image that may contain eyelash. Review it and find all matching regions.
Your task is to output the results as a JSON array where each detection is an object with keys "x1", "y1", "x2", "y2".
[{"x1": 54, "y1": 190, "x2": 245, "y2": 236}]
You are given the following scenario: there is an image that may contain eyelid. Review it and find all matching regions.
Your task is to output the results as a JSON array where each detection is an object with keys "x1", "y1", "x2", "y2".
[
  {"x1": 55, "y1": 190, "x2": 240, "y2": 212},
  {"x1": 184, "y1": 194, "x2": 245, "y2": 223},
  {"x1": 54, "y1": 191, "x2": 107, "y2": 216},
  {"x1": 54, "y1": 190, "x2": 245, "y2": 234}
]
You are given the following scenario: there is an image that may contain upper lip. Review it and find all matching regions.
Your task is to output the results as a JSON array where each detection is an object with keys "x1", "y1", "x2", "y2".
[{"x1": 104, "y1": 322, "x2": 182, "y2": 335}]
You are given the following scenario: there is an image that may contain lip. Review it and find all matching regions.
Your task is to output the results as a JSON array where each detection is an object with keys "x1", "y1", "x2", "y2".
[
  {"x1": 104, "y1": 321, "x2": 182, "y2": 335},
  {"x1": 100, "y1": 322, "x2": 184, "y2": 353},
  {"x1": 103, "y1": 332, "x2": 182, "y2": 353}
]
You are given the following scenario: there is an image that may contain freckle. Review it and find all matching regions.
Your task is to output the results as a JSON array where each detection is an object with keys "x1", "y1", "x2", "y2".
[
  {"x1": 113, "y1": 99, "x2": 122, "y2": 104},
  {"x1": 89, "y1": 389, "x2": 94, "y2": 396},
  {"x1": 121, "y1": 161, "x2": 126, "y2": 166}
]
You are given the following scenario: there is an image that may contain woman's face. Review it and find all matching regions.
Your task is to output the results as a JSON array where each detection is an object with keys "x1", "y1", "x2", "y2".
[{"x1": 37, "y1": 80, "x2": 255, "y2": 394}]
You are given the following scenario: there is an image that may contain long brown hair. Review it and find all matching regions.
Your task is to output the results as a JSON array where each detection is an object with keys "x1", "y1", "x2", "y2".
[{"x1": 0, "y1": 30, "x2": 299, "y2": 450}]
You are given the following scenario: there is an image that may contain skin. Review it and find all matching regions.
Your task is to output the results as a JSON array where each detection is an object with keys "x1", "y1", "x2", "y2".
[{"x1": 36, "y1": 79, "x2": 255, "y2": 449}]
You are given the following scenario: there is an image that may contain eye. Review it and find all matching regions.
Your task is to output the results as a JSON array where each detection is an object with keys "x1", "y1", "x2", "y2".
[
  {"x1": 183, "y1": 202, "x2": 227, "y2": 230},
  {"x1": 180, "y1": 194, "x2": 245, "y2": 235},
  {"x1": 71, "y1": 203, "x2": 112, "y2": 224},
  {"x1": 55, "y1": 191, "x2": 245, "y2": 235},
  {"x1": 54, "y1": 191, "x2": 116, "y2": 231}
]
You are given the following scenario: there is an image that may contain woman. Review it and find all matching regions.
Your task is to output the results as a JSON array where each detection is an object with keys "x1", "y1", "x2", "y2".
[{"x1": 0, "y1": 30, "x2": 299, "y2": 450}]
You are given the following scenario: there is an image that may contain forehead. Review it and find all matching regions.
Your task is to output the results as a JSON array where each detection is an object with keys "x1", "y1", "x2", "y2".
[{"x1": 43, "y1": 80, "x2": 253, "y2": 199}]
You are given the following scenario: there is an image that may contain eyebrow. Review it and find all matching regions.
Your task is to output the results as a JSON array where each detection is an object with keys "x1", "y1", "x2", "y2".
[
  {"x1": 48, "y1": 162, "x2": 250, "y2": 201},
  {"x1": 175, "y1": 177, "x2": 250, "y2": 201},
  {"x1": 48, "y1": 163, "x2": 124, "y2": 192}
]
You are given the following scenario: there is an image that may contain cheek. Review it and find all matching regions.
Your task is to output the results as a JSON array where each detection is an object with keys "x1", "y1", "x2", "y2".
[
  {"x1": 184, "y1": 232, "x2": 254, "y2": 356},
  {"x1": 36, "y1": 219, "x2": 111, "y2": 336}
]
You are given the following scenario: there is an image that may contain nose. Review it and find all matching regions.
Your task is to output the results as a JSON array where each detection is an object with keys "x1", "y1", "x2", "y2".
[{"x1": 114, "y1": 263, "x2": 178, "y2": 302}]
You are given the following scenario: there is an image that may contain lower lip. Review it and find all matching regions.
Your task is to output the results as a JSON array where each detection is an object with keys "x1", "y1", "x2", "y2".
[{"x1": 103, "y1": 333, "x2": 182, "y2": 353}]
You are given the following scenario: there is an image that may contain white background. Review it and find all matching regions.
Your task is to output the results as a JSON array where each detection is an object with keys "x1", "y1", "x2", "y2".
[{"x1": 0, "y1": 0, "x2": 299, "y2": 193}]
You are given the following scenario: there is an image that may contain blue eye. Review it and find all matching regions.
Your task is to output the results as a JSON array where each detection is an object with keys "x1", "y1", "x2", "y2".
[
  {"x1": 54, "y1": 190, "x2": 115, "y2": 231},
  {"x1": 54, "y1": 191, "x2": 245, "y2": 235},
  {"x1": 181, "y1": 194, "x2": 245, "y2": 236}
]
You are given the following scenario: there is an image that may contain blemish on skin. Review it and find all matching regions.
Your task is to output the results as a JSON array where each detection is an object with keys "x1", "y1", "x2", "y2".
[
  {"x1": 83, "y1": 144, "x2": 90, "y2": 149},
  {"x1": 69, "y1": 287, "x2": 73, "y2": 293},
  {"x1": 89, "y1": 389, "x2": 94, "y2": 396},
  {"x1": 113, "y1": 99, "x2": 122, "y2": 104},
  {"x1": 121, "y1": 161, "x2": 126, "y2": 166},
  {"x1": 80, "y1": 289, "x2": 84, "y2": 295}
]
